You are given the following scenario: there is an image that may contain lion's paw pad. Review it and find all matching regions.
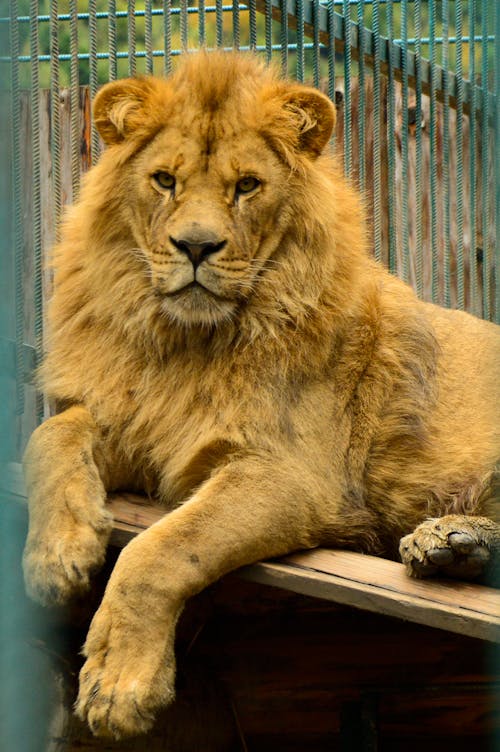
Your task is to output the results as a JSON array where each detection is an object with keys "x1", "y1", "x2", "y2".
[{"x1": 399, "y1": 515, "x2": 496, "y2": 581}]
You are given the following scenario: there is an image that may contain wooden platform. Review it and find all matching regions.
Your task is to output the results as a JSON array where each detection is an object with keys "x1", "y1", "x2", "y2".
[
  {"x1": 108, "y1": 492, "x2": 500, "y2": 644},
  {"x1": 3, "y1": 480, "x2": 498, "y2": 749}
]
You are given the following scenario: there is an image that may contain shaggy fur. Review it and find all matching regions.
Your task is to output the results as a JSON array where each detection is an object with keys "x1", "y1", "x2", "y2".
[{"x1": 23, "y1": 51, "x2": 499, "y2": 738}]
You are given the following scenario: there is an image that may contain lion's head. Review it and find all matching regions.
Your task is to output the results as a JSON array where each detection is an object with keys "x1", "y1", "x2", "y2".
[{"x1": 90, "y1": 52, "x2": 341, "y2": 328}]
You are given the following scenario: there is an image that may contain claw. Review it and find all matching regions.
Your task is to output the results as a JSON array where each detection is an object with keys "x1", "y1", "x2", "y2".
[
  {"x1": 427, "y1": 547, "x2": 454, "y2": 566},
  {"x1": 448, "y1": 532, "x2": 475, "y2": 554},
  {"x1": 89, "y1": 681, "x2": 101, "y2": 703},
  {"x1": 89, "y1": 716, "x2": 104, "y2": 736},
  {"x1": 72, "y1": 562, "x2": 84, "y2": 580}
]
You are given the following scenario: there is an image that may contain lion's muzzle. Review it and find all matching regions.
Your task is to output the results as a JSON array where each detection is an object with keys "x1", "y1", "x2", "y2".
[{"x1": 169, "y1": 232, "x2": 227, "y2": 271}]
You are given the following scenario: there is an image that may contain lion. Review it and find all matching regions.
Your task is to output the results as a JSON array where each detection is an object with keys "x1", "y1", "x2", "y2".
[{"x1": 23, "y1": 51, "x2": 500, "y2": 739}]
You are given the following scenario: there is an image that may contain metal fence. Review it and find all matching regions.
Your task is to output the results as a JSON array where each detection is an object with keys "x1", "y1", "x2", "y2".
[{"x1": 3, "y1": 1, "x2": 500, "y2": 459}]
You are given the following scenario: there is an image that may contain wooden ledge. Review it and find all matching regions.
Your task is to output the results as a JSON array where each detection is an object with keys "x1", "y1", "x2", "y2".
[{"x1": 107, "y1": 492, "x2": 500, "y2": 644}]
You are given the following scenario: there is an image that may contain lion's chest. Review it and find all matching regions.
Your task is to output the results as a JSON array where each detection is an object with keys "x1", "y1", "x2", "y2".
[
  {"x1": 96, "y1": 352, "x2": 272, "y2": 502},
  {"x1": 84, "y1": 341, "x2": 351, "y2": 504}
]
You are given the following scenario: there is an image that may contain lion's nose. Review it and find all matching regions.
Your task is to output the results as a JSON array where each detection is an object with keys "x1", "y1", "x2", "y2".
[{"x1": 169, "y1": 234, "x2": 226, "y2": 270}]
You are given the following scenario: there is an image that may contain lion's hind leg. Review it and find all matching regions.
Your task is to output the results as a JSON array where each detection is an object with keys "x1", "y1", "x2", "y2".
[
  {"x1": 23, "y1": 406, "x2": 113, "y2": 606},
  {"x1": 399, "y1": 515, "x2": 499, "y2": 584}
]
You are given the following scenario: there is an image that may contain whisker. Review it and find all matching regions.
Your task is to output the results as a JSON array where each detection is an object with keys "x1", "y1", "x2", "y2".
[
  {"x1": 127, "y1": 247, "x2": 149, "y2": 264},
  {"x1": 260, "y1": 257, "x2": 287, "y2": 270}
]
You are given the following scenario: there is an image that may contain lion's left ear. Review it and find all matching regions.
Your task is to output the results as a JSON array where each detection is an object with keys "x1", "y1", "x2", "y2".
[
  {"x1": 260, "y1": 84, "x2": 336, "y2": 161},
  {"x1": 93, "y1": 77, "x2": 168, "y2": 146}
]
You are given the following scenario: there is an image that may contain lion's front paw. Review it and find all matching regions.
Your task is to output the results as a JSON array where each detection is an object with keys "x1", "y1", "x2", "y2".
[
  {"x1": 23, "y1": 477, "x2": 112, "y2": 606},
  {"x1": 400, "y1": 514, "x2": 499, "y2": 581},
  {"x1": 75, "y1": 601, "x2": 176, "y2": 738},
  {"x1": 23, "y1": 517, "x2": 111, "y2": 607}
]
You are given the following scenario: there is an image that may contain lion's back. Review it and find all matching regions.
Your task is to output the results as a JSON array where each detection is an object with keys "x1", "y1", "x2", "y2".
[{"x1": 422, "y1": 303, "x2": 500, "y2": 503}]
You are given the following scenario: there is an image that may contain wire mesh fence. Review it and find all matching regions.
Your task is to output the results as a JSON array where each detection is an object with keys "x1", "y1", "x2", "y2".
[{"x1": 2, "y1": 0, "x2": 499, "y2": 458}]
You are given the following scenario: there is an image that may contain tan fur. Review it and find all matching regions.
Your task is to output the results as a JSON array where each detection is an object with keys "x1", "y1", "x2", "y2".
[{"x1": 23, "y1": 52, "x2": 500, "y2": 738}]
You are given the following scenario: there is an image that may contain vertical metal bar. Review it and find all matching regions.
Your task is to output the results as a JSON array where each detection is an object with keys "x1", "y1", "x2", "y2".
[
  {"x1": 180, "y1": 0, "x2": 188, "y2": 51},
  {"x1": 163, "y1": 0, "x2": 172, "y2": 75},
  {"x1": 372, "y1": 0, "x2": 382, "y2": 263},
  {"x1": 342, "y1": 0, "x2": 352, "y2": 177},
  {"x1": 414, "y1": 0, "x2": 423, "y2": 298},
  {"x1": 429, "y1": 0, "x2": 438, "y2": 302},
  {"x1": 50, "y1": 0, "x2": 62, "y2": 239},
  {"x1": 468, "y1": 0, "x2": 478, "y2": 314},
  {"x1": 312, "y1": 0, "x2": 320, "y2": 88},
  {"x1": 357, "y1": 0, "x2": 366, "y2": 193},
  {"x1": 327, "y1": 0, "x2": 336, "y2": 154},
  {"x1": 480, "y1": 0, "x2": 490, "y2": 319},
  {"x1": 232, "y1": 0, "x2": 240, "y2": 50},
  {"x1": 69, "y1": 0, "x2": 80, "y2": 198},
  {"x1": 216, "y1": 0, "x2": 224, "y2": 47},
  {"x1": 495, "y1": 0, "x2": 500, "y2": 322},
  {"x1": 296, "y1": 0, "x2": 305, "y2": 81},
  {"x1": 400, "y1": 0, "x2": 410, "y2": 282},
  {"x1": 30, "y1": 0, "x2": 43, "y2": 423},
  {"x1": 265, "y1": 0, "x2": 273, "y2": 63},
  {"x1": 108, "y1": 0, "x2": 118, "y2": 81},
  {"x1": 386, "y1": 0, "x2": 396, "y2": 273},
  {"x1": 128, "y1": 0, "x2": 136, "y2": 76},
  {"x1": 89, "y1": 0, "x2": 99, "y2": 164},
  {"x1": 145, "y1": 0, "x2": 153, "y2": 73},
  {"x1": 279, "y1": 0, "x2": 288, "y2": 75},
  {"x1": 327, "y1": 0, "x2": 336, "y2": 144},
  {"x1": 249, "y1": 0, "x2": 257, "y2": 51},
  {"x1": 442, "y1": 0, "x2": 451, "y2": 305},
  {"x1": 198, "y1": 0, "x2": 206, "y2": 46},
  {"x1": 10, "y1": 0, "x2": 24, "y2": 416},
  {"x1": 455, "y1": 0, "x2": 465, "y2": 309}
]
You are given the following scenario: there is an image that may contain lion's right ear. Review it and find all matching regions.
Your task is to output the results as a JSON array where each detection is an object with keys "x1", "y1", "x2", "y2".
[
  {"x1": 281, "y1": 87, "x2": 336, "y2": 157},
  {"x1": 259, "y1": 82, "x2": 336, "y2": 165},
  {"x1": 93, "y1": 77, "x2": 167, "y2": 146}
]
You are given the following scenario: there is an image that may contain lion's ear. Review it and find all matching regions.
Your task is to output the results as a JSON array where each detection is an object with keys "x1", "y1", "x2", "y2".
[
  {"x1": 93, "y1": 77, "x2": 166, "y2": 146},
  {"x1": 282, "y1": 87, "x2": 336, "y2": 157},
  {"x1": 261, "y1": 84, "x2": 336, "y2": 161}
]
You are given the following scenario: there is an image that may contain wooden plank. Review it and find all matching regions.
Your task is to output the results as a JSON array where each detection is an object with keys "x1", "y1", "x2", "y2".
[
  {"x1": 284, "y1": 549, "x2": 500, "y2": 619},
  {"x1": 108, "y1": 491, "x2": 165, "y2": 547},
  {"x1": 106, "y1": 494, "x2": 500, "y2": 644},
  {"x1": 241, "y1": 560, "x2": 500, "y2": 645}
]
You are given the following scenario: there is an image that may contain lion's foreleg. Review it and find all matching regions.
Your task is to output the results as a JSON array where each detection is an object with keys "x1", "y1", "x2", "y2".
[
  {"x1": 75, "y1": 455, "x2": 325, "y2": 738},
  {"x1": 23, "y1": 405, "x2": 113, "y2": 606}
]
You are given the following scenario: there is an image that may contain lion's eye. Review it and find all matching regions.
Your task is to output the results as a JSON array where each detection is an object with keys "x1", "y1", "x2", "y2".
[
  {"x1": 236, "y1": 176, "x2": 260, "y2": 195},
  {"x1": 153, "y1": 172, "x2": 176, "y2": 191}
]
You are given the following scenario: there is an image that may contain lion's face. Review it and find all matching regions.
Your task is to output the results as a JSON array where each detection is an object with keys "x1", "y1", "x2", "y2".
[
  {"x1": 125, "y1": 123, "x2": 294, "y2": 326},
  {"x1": 93, "y1": 53, "x2": 336, "y2": 327}
]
